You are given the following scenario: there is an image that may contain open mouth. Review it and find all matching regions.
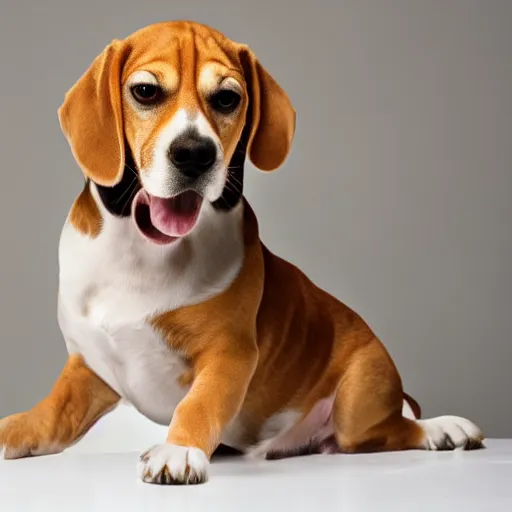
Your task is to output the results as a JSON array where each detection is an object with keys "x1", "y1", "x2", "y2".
[{"x1": 133, "y1": 189, "x2": 203, "y2": 245}]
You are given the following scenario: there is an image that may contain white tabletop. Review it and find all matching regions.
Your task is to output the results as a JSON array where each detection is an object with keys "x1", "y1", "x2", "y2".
[{"x1": 1, "y1": 438, "x2": 511, "y2": 511}]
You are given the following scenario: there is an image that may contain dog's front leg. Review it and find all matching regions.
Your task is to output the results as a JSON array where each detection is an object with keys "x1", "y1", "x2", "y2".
[
  {"x1": 0, "y1": 354, "x2": 120, "y2": 459},
  {"x1": 138, "y1": 343, "x2": 258, "y2": 485}
]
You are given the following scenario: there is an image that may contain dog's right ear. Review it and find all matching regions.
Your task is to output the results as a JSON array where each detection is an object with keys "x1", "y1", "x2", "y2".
[{"x1": 58, "y1": 40, "x2": 130, "y2": 187}]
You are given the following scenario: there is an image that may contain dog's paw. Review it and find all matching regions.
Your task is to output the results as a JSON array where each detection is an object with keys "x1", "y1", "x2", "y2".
[
  {"x1": 417, "y1": 415, "x2": 485, "y2": 450},
  {"x1": 138, "y1": 444, "x2": 209, "y2": 485},
  {"x1": 0, "y1": 412, "x2": 63, "y2": 460},
  {"x1": 1, "y1": 413, "x2": 33, "y2": 459}
]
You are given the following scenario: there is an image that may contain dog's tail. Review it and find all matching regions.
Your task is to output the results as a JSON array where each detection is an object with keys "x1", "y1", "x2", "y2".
[{"x1": 403, "y1": 392, "x2": 422, "y2": 419}]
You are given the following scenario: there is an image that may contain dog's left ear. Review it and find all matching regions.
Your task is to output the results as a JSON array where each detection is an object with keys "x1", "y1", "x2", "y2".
[
  {"x1": 239, "y1": 46, "x2": 296, "y2": 171},
  {"x1": 58, "y1": 40, "x2": 130, "y2": 187}
]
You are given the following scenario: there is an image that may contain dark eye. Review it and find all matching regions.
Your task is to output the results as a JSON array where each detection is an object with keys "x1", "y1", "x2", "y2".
[
  {"x1": 210, "y1": 90, "x2": 241, "y2": 114},
  {"x1": 131, "y1": 84, "x2": 162, "y2": 105}
]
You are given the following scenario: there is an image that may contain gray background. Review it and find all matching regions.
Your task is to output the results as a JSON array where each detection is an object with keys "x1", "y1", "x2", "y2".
[{"x1": 0, "y1": 0, "x2": 510, "y2": 437}]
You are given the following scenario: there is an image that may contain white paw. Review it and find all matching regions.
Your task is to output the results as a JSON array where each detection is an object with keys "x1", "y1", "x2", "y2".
[
  {"x1": 138, "y1": 444, "x2": 209, "y2": 485},
  {"x1": 417, "y1": 415, "x2": 484, "y2": 450}
]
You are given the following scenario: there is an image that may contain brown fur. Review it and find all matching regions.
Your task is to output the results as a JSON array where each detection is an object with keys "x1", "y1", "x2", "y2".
[
  {"x1": 69, "y1": 181, "x2": 103, "y2": 237},
  {"x1": 404, "y1": 393, "x2": 422, "y2": 419},
  {"x1": 0, "y1": 355, "x2": 119, "y2": 458},
  {"x1": 152, "y1": 201, "x2": 427, "y2": 456}
]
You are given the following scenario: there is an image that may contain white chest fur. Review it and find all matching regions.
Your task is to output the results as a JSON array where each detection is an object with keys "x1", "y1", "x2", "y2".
[{"x1": 57, "y1": 185, "x2": 244, "y2": 425}]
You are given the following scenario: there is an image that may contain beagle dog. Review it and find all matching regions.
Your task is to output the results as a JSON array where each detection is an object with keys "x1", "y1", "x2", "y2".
[{"x1": 0, "y1": 21, "x2": 484, "y2": 485}]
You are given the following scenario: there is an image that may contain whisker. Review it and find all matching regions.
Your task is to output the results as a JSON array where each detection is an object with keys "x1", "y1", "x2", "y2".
[
  {"x1": 219, "y1": 195, "x2": 231, "y2": 209},
  {"x1": 225, "y1": 179, "x2": 241, "y2": 196},
  {"x1": 124, "y1": 162, "x2": 139, "y2": 178},
  {"x1": 227, "y1": 170, "x2": 243, "y2": 179},
  {"x1": 113, "y1": 176, "x2": 138, "y2": 206},
  {"x1": 228, "y1": 174, "x2": 243, "y2": 188},
  {"x1": 227, "y1": 171, "x2": 243, "y2": 188},
  {"x1": 121, "y1": 182, "x2": 140, "y2": 216}
]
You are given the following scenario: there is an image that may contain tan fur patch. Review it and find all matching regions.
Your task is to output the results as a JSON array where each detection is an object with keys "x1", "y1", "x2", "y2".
[{"x1": 69, "y1": 182, "x2": 102, "y2": 237}]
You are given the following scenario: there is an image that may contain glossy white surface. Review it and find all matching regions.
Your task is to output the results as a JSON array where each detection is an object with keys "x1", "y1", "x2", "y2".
[{"x1": 1, "y1": 407, "x2": 511, "y2": 512}]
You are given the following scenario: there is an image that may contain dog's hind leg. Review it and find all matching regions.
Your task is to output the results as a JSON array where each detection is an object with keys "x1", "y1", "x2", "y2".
[{"x1": 332, "y1": 338, "x2": 484, "y2": 453}]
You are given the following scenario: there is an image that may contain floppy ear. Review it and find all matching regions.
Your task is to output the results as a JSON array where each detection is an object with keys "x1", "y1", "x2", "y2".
[
  {"x1": 239, "y1": 46, "x2": 296, "y2": 171},
  {"x1": 58, "y1": 40, "x2": 129, "y2": 187}
]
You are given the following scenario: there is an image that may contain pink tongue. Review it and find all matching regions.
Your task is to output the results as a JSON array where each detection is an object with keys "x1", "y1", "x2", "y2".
[{"x1": 149, "y1": 191, "x2": 202, "y2": 237}]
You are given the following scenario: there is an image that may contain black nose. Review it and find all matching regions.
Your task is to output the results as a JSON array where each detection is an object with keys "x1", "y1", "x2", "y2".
[{"x1": 168, "y1": 135, "x2": 217, "y2": 178}]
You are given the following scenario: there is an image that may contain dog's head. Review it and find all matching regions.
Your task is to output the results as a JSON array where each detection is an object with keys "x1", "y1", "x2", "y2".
[{"x1": 58, "y1": 21, "x2": 295, "y2": 243}]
